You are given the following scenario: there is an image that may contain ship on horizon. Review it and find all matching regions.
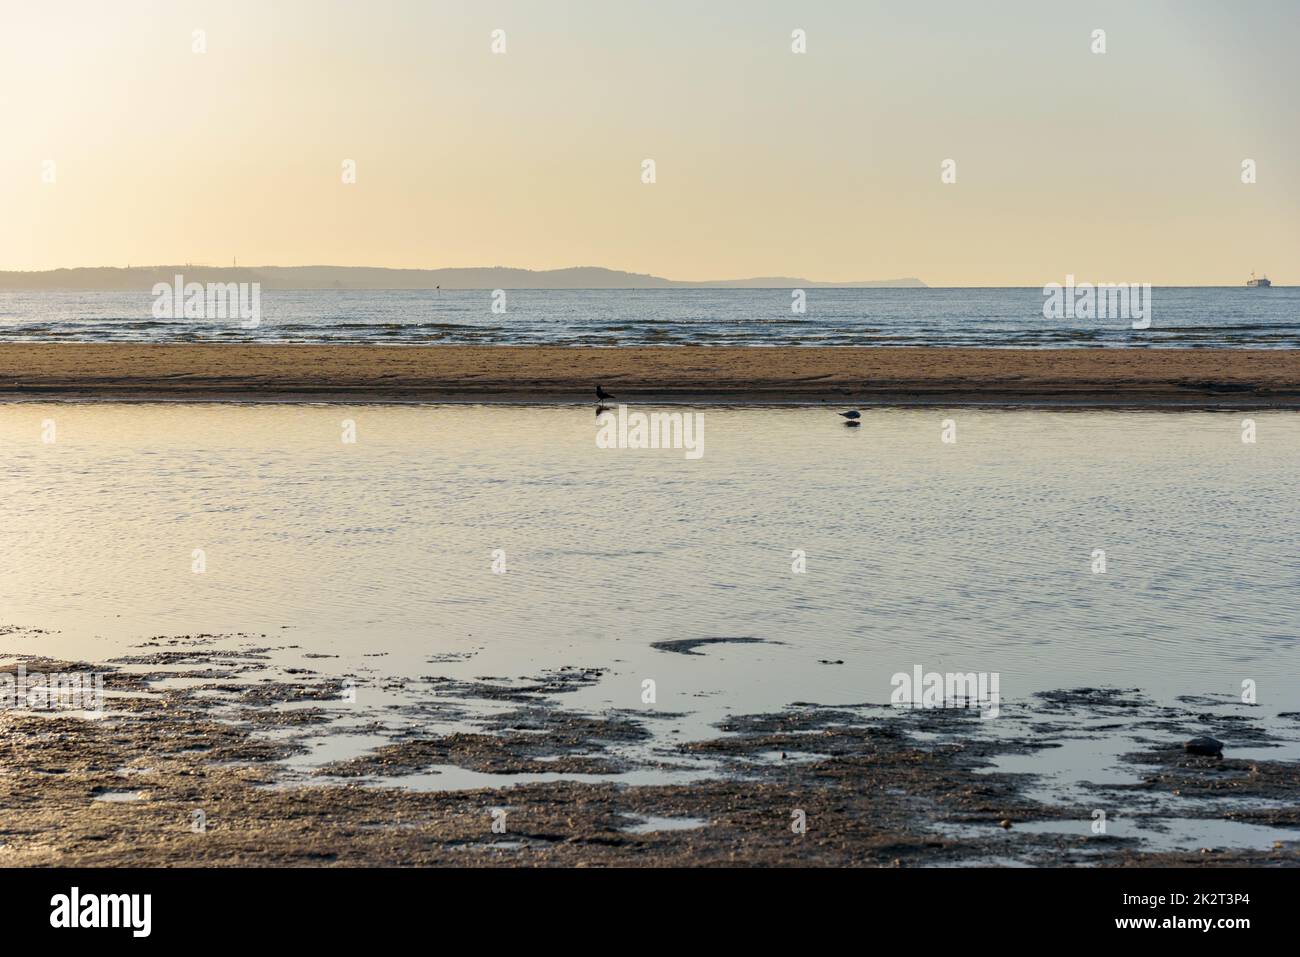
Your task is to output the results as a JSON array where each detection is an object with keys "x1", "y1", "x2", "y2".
[{"x1": 1247, "y1": 271, "x2": 1272, "y2": 287}]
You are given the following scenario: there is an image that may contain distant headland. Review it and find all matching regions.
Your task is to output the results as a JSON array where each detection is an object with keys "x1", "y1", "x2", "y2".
[{"x1": 0, "y1": 266, "x2": 926, "y2": 291}]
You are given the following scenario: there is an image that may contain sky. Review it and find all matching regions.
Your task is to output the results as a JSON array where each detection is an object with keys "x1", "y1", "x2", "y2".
[{"x1": 2, "y1": 0, "x2": 1297, "y2": 285}]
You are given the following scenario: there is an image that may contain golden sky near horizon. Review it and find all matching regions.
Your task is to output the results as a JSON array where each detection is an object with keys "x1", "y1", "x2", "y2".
[{"x1": 2, "y1": 0, "x2": 1297, "y2": 285}]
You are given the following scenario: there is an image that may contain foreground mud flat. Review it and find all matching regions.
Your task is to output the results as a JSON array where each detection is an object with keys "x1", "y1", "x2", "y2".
[{"x1": 1, "y1": 649, "x2": 1297, "y2": 867}]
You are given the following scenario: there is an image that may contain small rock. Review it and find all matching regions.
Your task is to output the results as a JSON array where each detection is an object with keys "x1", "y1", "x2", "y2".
[
  {"x1": 1184, "y1": 736, "x2": 1224, "y2": 757},
  {"x1": 999, "y1": 819, "x2": 1012, "y2": 829}
]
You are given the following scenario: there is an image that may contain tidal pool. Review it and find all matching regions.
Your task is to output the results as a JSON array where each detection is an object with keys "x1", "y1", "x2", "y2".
[{"x1": 1, "y1": 402, "x2": 1297, "y2": 854}]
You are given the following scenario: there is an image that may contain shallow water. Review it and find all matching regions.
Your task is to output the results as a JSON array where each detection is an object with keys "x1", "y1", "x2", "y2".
[
  {"x1": 1, "y1": 403, "x2": 1298, "y2": 849},
  {"x1": 2, "y1": 403, "x2": 1296, "y2": 691},
  {"x1": 2, "y1": 287, "x2": 1298, "y2": 347}
]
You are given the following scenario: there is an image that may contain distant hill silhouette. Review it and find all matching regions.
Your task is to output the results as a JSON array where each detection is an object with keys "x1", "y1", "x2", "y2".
[{"x1": 0, "y1": 265, "x2": 926, "y2": 291}]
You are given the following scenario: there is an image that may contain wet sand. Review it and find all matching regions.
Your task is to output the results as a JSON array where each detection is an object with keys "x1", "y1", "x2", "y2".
[
  {"x1": 3, "y1": 652, "x2": 1297, "y2": 867},
  {"x1": 3, "y1": 344, "x2": 1300, "y2": 407}
]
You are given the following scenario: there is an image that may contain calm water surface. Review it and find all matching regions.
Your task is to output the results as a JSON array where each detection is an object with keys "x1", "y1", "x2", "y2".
[
  {"x1": 1, "y1": 403, "x2": 1297, "y2": 849},
  {"x1": 3, "y1": 402, "x2": 1296, "y2": 697}
]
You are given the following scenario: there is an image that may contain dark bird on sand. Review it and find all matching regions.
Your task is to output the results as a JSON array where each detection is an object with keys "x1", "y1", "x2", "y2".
[
  {"x1": 838, "y1": 410, "x2": 861, "y2": 420},
  {"x1": 596, "y1": 385, "x2": 615, "y2": 401}
]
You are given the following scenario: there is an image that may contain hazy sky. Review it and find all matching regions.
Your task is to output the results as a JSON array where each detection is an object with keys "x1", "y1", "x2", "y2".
[{"x1": 3, "y1": 0, "x2": 1297, "y2": 284}]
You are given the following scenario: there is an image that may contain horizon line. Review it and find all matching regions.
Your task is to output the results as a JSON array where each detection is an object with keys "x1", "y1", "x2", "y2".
[{"x1": 1, "y1": 264, "x2": 1288, "y2": 289}]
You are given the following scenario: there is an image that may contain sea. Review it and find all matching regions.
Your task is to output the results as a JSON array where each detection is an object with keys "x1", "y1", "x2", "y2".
[
  {"x1": 1, "y1": 403, "x2": 1298, "y2": 854},
  {"x1": 1, "y1": 286, "x2": 1296, "y2": 347}
]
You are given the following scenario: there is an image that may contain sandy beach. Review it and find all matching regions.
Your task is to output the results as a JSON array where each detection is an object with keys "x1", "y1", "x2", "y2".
[{"x1": 3, "y1": 344, "x2": 1299, "y2": 406}]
